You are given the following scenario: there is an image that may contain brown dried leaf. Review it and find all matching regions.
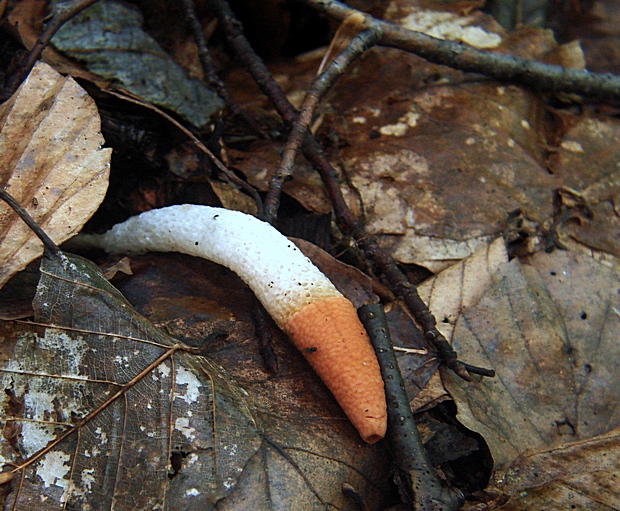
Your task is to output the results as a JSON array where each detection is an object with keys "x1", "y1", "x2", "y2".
[
  {"x1": 491, "y1": 426, "x2": 620, "y2": 510},
  {"x1": 0, "y1": 61, "x2": 111, "y2": 288},
  {"x1": 547, "y1": 114, "x2": 620, "y2": 257},
  {"x1": 394, "y1": 238, "x2": 508, "y2": 409},
  {"x1": 336, "y1": 77, "x2": 553, "y2": 271},
  {"x1": 442, "y1": 250, "x2": 620, "y2": 473},
  {"x1": 418, "y1": 237, "x2": 508, "y2": 343}
]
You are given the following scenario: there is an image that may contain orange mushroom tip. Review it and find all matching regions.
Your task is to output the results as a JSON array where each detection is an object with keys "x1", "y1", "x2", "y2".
[{"x1": 284, "y1": 296, "x2": 387, "y2": 444}]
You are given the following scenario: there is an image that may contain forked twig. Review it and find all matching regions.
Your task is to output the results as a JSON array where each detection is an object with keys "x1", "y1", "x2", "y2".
[
  {"x1": 263, "y1": 23, "x2": 383, "y2": 222},
  {"x1": 300, "y1": 0, "x2": 620, "y2": 101}
]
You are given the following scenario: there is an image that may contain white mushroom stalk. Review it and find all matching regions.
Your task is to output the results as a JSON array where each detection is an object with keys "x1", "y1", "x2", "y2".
[{"x1": 85, "y1": 205, "x2": 387, "y2": 443}]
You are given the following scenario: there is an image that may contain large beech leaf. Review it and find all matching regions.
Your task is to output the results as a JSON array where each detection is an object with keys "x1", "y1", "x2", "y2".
[
  {"x1": 0, "y1": 62, "x2": 111, "y2": 288},
  {"x1": 0, "y1": 251, "x2": 390, "y2": 510},
  {"x1": 442, "y1": 249, "x2": 620, "y2": 475}
]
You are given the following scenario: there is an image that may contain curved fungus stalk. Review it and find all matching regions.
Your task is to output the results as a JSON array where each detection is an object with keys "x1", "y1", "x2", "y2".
[{"x1": 86, "y1": 205, "x2": 387, "y2": 443}]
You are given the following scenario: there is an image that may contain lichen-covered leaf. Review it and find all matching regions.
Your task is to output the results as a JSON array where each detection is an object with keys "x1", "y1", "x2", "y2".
[
  {"x1": 0, "y1": 61, "x2": 111, "y2": 288},
  {"x1": 50, "y1": 0, "x2": 223, "y2": 128},
  {"x1": 0, "y1": 251, "x2": 390, "y2": 510},
  {"x1": 0, "y1": 252, "x2": 261, "y2": 510}
]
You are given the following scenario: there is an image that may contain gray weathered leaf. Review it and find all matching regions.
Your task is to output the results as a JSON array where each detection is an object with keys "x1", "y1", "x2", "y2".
[{"x1": 51, "y1": 0, "x2": 223, "y2": 128}]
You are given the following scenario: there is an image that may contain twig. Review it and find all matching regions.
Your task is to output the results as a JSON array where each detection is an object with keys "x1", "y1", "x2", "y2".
[
  {"x1": 357, "y1": 236, "x2": 495, "y2": 380},
  {"x1": 179, "y1": 0, "x2": 266, "y2": 136},
  {"x1": 0, "y1": 189, "x2": 59, "y2": 256},
  {"x1": 209, "y1": 0, "x2": 492, "y2": 379},
  {"x1": 298, "y1": 0, "x2": 620, "y2": 101},
  {"x1": 359, "y1": 303, "x2": 464, "y2": 511},
  {"x1": 263, "y1": 24, "x2": 383, "y2": 223},
  {"x1": 0, "y1": 0, "x2": 100, "y2": 101},
  {"x1": 207, "y1": 0, "x2": 361, "y2": 228}
]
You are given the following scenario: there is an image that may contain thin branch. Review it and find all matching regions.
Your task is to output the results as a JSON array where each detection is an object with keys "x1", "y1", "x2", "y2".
[
  {"x1": 207, "y1": 0, "x2": 361, "y2": 228},
  {"x1": 179, "y1": 0, "x2": 266, "y2": 136},
  {"x1": 208, "y1": 0, "x2": 492, "y2": 380},
  {"x1": 298, "y1": 0, "x2": 620, "y2": 101},
  {"x1": 0, "y1": 189, "x2": 59, "y2": 256},
  {"x1": 1, "y1": 0, "x2": 100, "y2": 101},
  {"x1": 263, "y1": 24, "x2": 383, "y2": 223},
  {"x1": 357, "y1": 236, "x2": 495, "y2": 380},
  {"x1": 359, "y1": 303, "x2": 464, "y2": 511}
]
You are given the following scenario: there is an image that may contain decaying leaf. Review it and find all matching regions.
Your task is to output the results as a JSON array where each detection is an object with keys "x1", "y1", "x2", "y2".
[
  {"x1": 50, "y1": 0, "x2": 223, "y2": 128},
  {"x1": 0, "y1": 250, "x2": 391, "y2": 510},
  {"x1": 1, "y1": 252, "x2": 261, "y2": 510},
  {"x1": 418, "y1": 237, "x2": 509, "y2": 343},
  {"x1": 442, "y1": 249, "x2": 620, "y2": 473},
  {"x1": 491, "y1": 426, "x2": 620, "y2": 510},
  {"x1": 395, "y1": 237, "x2": 509, "y2": 410},
  {"x1": 0, "y1": 61, "x2": 111, "y2": 288},
  {"x1": 547, "y1": 113, "x2": 620, "y2": 258}
]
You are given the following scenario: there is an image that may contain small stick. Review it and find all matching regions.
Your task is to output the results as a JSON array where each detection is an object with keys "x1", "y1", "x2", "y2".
[
  {"x1": 1, "y1": 0, "x2": 100, "y2": 101},
  {"x1": 357, "y1": 235, "x2": 495, "y2": 380},
  {"x1": 359, "y1": 303, "x2": 464, "y2": 511},
  {"x1": 179, "y1": 0, "x2": 266, "y2": 137},
  {"x1": 207, "y1": 0, "x2": 362, "y2": 229},
  {"x1": 0, "y1": 189, "x2": 59, "y2": 256},
  {"x1": 263, "y1": 24, "x2": 383, "y2": 223},
  {"x1": 300, "y1": 0, "x2": 620, "y2": 101}
]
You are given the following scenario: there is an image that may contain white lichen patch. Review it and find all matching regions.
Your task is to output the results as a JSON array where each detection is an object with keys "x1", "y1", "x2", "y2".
[
  {"x1": 20, "y1": 422, "x2": 57, "y2": 458},
  {"x1": 36, "y1": 451, "x2": 71, "y2": 490},
  {"x1": 94, "y1": 427, "x2": 108, "y2": 445},
  {"x1": 379, "y1": 110, "x2": 420, "y2": 137},
  {"x1": 174, "y1": 417, "x2": 196, "y2": 440},
  {"x1": 560, "y1": 140, "x2": 585, "y2": 153},
  {"x1": 399, "y1": 10, "x2": 502, "y2": 49},
  {"x1": 81, "y1": 468, "x2": 96, "y2": 492},
  {"x1": 157, "y1": 362, "x2": 171, "y2": 379},
  {"x1": 174, "y1": 366, "x2": 202, "y2": 404},
  {"x1": 379, "y1": 122, "x2": 407, "y2": 137},
  {"x1": 186, "y1": 488, "x2": 200, "y2": 497},
  {"x1": 92, "y1": 205, "x2": 343, "y2": 325}
]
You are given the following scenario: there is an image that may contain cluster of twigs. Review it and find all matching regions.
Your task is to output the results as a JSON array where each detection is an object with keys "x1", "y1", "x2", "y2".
[{"x1": 4, "y1": 0, "x2": 619, "y2": 508}]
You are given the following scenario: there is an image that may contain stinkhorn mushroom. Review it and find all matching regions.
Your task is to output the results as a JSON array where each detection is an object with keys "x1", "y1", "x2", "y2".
[{"x1": 85, "y1": 205, "x2": 387, "y2": 443}]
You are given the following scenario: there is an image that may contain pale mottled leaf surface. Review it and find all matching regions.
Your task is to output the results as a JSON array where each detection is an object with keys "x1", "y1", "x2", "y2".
[
  {"x1": 0, "y1": 62, "x2": 111, "y2": 288},
  {"x1": 443, "y1": 250, "x2": 620, "y2": 476}
]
